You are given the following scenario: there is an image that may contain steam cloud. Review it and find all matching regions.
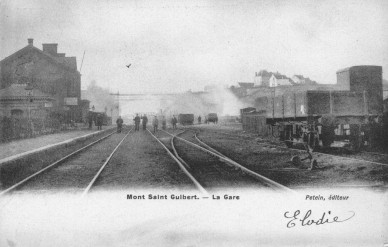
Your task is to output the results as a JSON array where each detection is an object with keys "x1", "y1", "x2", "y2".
[
  {"x1": 120, "y1": 85, "x2": 246, "y2": 118},
  {"x1": 81, "y1": 80, "x2": 117, "y2": 114}
]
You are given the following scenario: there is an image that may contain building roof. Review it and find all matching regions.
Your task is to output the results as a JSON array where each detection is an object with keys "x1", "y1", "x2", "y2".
[
  {"x1": 293, "y1": 75, "x2": 304, "y2": 79},
  {"x1": 336, "y1": 65, "x2": 382, "y2": 74},
  {"x1": 0, "y1": 84, "x2": 54, "y2": 101},
  {"x1": 272, "y1": 73, "x2": 288, "y2": 80},
  {"x1": 0, "y1": 42, "x2": 79, "y2": 73},
  {"x1": 256, "y1": 70, "x2": 272, "y2": 77},
  {"x1": 238, "y1": 82, "x2": 254, "y2": 88}
]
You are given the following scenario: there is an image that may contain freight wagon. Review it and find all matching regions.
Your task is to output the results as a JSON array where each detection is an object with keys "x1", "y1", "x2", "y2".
[
  {"x1": 247, "y1": 66, "x2": 383, "y2": 151},
  {"x1": 241, "y1": 111, "x2": 268, "y2": 135},
  {"x1": 178, "y1": 114, "x2": 194, "y2": 125},
  {"x1": 206, "y1": 113, "x2": 218, "y2": 124}
]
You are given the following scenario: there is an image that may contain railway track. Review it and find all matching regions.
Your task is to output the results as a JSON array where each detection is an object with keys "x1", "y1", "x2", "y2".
[
  {"x1": 148, "y1": 128, "x2": 293, "y2": 193},
  {"x1": 0, "y1": 127, "x2": 133, "y2": 196},
  {"x1": 201, "y1": 128, "x2": 388, "y2": 167}
]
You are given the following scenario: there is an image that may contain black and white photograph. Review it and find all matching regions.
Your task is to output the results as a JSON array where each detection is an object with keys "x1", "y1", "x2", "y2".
[{"x1": 0, "y1": 0, "x2": 387, "y2": 246}]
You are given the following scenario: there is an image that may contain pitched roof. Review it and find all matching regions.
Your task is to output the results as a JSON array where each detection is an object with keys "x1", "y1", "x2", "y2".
[
  {"x1": 293, "y1": 75, "x2": 304, "y2": 79},
  {"x1": 256, "y1": 70, "x2": 272, "y2": 77},
  {"x1": 0, "y1": 44, "x2": 79, "y2": 73},
  {"x1": 272, "y1": 73, "x2": 288, "y2": 79},
  {"x1": 0, "y1": 84, "x2": 54, "y2": 100},
  {"x1": 238, "y1": 82, "x2": 254, "y2": 88},
  {"x1": 56, "y1": 56, "x2": 77, "y2": 70}
]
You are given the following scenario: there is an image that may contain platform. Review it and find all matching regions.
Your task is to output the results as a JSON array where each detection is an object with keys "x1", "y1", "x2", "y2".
[{"x1": 0, "y1": 129, "x2": 105, "y2": 161}]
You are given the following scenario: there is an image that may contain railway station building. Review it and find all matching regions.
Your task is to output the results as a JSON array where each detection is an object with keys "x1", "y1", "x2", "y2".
[{"x1": 0, "y1": 38, "x2": 82, "y2": 122}]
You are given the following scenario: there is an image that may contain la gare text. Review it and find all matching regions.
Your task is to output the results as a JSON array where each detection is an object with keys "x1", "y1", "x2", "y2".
[{"x1": 127, "y1": 194, "x2": 240, "y2": 200}]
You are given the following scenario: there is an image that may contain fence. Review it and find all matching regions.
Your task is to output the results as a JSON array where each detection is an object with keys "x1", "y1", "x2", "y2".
[{"x1": 0, "y1": 116, "x2": 61, "y2": 142}]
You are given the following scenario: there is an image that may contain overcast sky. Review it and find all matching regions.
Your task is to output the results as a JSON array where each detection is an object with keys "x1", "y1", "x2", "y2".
[{"x1": 1, "y1": 0, "x2": 387, "y2": 93}]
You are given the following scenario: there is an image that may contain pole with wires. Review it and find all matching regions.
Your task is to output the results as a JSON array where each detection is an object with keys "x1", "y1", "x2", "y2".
[{"x1": 79, "y1": 50, "x2": 86, "y2": 73}]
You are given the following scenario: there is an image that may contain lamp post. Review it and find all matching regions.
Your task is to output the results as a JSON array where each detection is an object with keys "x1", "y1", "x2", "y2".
[
  {"x1": 110, "y1": 107, "x2": 113, "y2": 125},
  {"x1": 25, "y1": 83, "x2": 34, "y2": 135}
]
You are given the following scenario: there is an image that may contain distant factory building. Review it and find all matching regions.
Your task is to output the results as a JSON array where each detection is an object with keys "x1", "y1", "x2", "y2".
[{"x1": 0, "y1": 38, "x2": 82, "y2": 121}]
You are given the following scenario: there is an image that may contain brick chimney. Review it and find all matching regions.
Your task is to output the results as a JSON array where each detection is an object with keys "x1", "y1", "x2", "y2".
[
  {"x1": 42, "y1": 43, "x2": 58, "y2": 56},
  {"x1": 28, "y1": 38, "x2": 33, "y2": 46}
]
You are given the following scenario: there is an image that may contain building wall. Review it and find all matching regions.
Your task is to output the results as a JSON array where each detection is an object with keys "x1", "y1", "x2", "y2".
[
  {"x1": 254, "y1": 75, "x2": 270, "y2": 87},
  {"x1": 292, "y1": 76, "x2": 304, "y2": 84},
  {"x1": 0, "y1": 99, "x2": 51, "y2": 118},
  {"x1": 269, "y1": 75, "x2": 291, "y2": 87},
  {"x1": 1, "y1": 47, "x2": 81, "y2": 118}
]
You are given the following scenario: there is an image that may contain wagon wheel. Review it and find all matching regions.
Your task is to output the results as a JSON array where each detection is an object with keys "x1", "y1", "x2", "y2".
[
  {"x1": 284, "y1": 129, "x2": 293, "y2": 148},
  {"x1": 351, "y1": 135, "x2": 362, "y2": 152},
  {"x1": 307, "y1": 132, "x2": 318, "y2": 152},
  {"x1": 350, "y1": 125, "x2": 362, "y2": 152},
  {"x1": 271, "y1": 126, "x2": 280, "y2": 138}
]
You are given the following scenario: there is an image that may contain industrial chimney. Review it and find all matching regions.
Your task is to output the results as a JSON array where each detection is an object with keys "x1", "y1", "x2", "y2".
[{"x1": 42, "y1": 43, "x2": 58, "y2": 56}]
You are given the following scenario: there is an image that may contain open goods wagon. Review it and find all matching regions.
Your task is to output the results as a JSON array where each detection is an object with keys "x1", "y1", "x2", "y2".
[{"x1": 249, "y1": 66, "x2": 383, "y2": 151}]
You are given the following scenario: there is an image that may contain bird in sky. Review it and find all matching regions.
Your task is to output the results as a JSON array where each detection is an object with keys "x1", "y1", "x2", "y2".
[{"x1": 126, "y1": 64, "x2": 131, "y2": 68}]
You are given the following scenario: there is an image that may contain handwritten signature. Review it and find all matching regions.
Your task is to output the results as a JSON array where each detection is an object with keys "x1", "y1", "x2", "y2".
[{"x1": 284, "y1": 210, "x2": 355, "y2": 228}]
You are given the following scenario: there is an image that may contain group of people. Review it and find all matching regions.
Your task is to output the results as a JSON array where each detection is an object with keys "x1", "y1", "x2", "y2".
[
  {"x1": 115, "y1": 114, "x2": 178, "y2": 133},
  {"x1": 115, "y1": 114, "x2": 179, "y2": 134},
  {"x1": 133, "y1": 114, "x2": 154, "y2": 132},
  {"x1": 132, "y1": 114, "x2": 177, "y2": 133},
  {"x1": 88, "y1": 112, "x2": 104, "y2": 130}
]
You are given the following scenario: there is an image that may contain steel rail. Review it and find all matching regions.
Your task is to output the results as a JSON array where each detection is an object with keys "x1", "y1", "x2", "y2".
[
  {"x1": 161, "y1": 130, "x2": 294, "y2": 192},
  {"x1": 256, "y1": 141, "x2": 388, "y2": 167},
  {"x1": 0, "y1": 130, "x2": 117, "y2": 196},
  {"x1": 361, "y1": 151, "x2": 388, "y2": 157},
  {"x1": 194, "y1": 133, "x2": 225, "y2": 157},
  {"x1": 146, "y1": 129, "x2": 208, "y2": 195},
  {"x1": 82, "y1": 128, "x2": 133, "y2": 196},
  {"x1": 170, "y1": 131, "x2": 191, "y2": 170},
  {"x1": 212, "y1": 130, "x2": 388, "y2": 167}
]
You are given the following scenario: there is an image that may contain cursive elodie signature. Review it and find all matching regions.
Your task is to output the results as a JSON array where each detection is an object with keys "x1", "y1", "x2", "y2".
[{"x1": 284, "y1": 210, "x2": 355, "y2": 228}]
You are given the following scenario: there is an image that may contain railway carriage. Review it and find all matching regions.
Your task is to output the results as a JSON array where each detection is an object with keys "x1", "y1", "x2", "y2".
[
  {"x1": 244, "y1": 66, "x2": 383, "y2": 151},
  {"x1": 178, "y1": 114, "x2": 194, "y2": 125}
]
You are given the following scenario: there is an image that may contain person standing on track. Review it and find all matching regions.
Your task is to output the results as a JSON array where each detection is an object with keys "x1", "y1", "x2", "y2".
[
  {"x1": 172, "y1": 115, "x2": 177, "y2": 129},
  {"x1": 162, "y1": 115, "x2": 166, "y2": 130},
  {"x1": 134, "y1": 114, "x2": 140, "y2": 131},
  {"x1": 116, "y1": 116, "x2": 123, "y2": 133},
  {"x1": 142, "y1": 114, "x2": 148, "y2": 130},
  {"x1": 152, "y1": 115, "x2": 159, "y2": 133},
  {"x1": 198, "y1": 115, "x2": 201, "y2": 124}
]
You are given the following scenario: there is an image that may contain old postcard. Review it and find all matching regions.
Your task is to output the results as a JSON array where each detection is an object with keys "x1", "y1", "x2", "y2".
[{"x1": 0, "y1": 0, "x2": 387, "y2": 246}]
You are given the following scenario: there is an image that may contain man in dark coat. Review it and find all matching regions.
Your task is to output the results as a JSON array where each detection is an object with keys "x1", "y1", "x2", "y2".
[
  {"x1": 162, "y1": 116, "x2": 166, "y2": 130},
  {"x1": 152, "y1": 116, "x2": 159, "y2": 133},
  {"x1": 88, "y1": 112, "x2": 93, "y2": 129},
  {"x1": 172, "y1": 115, "x2": 177, "y2": 129},
  {"x1": 116, "y1": 116, "x2": 123, "y2": 133},
  {"x1": 96, "y1": 114, "x2": 103, "y2": 130},
  {"x1": 134, "y1": 114, "x2": 140, "y2": 131},
  {"x1": 142, "y1": 114, "x2": 148, "y2": 130}
]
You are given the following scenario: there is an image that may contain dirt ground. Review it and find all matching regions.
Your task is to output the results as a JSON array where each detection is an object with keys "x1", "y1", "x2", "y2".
[
  {"x1": 5, "y1": 123, "x2": 388, "y2": 192},
  {"x1": 15, "y1": 127, "x2": 196, "y2": 193},
  {"x1": 90, "y1": 128, "x2": 195, "y2": 191},
  {"x1": 186, "y1": 123, "x2": 388, "y2": 190}
]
